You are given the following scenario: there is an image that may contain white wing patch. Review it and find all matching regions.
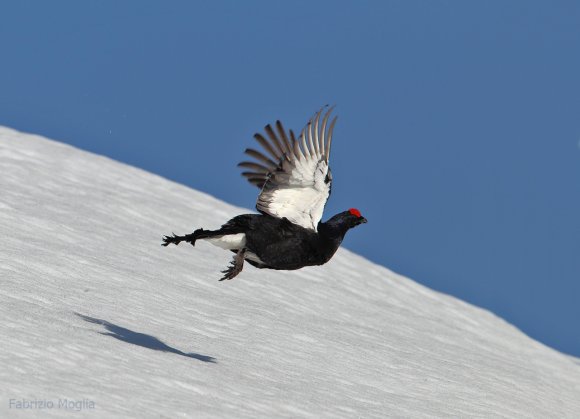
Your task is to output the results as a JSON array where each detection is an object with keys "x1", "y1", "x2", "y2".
[
  {"x1": 257, "y1": 160, "x2": 330, "y2": 230},
  {"x1": 239, "y1": 107, "x2": 337, "y2": 231}
]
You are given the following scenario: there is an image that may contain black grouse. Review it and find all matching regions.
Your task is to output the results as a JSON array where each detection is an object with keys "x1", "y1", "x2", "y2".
[{"x1": 162, "y1": 107, "x2": 367, "y2": 280}]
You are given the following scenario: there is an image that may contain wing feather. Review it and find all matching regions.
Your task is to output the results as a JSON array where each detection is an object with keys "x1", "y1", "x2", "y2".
[
  {"x1": 300, "y1": 129, "x2": 310, "y2": 158},
  {"x1": 264, "y1": 124, "x2": 288, "y2": 158},
  {"x1": 325, "y1": 114, "x2": 338, "y2": 163},
  {"x1": 238, "y1": 107, "x2": 338, "y2": 231},
  {"x1": 243, "y1": 148, "x2": 277, "y2": 167},
  {"x1": 276, "y1": 121, "x2": 294, "y2": 157},
  {"x1": 237, "y1": 161, "x2": 270, "y2": 173},
  {"x1": 290, "y1": 129, "x2": 305, "y2": 161},
  {"x1": 253, "y1": 133, "x2": 281, "y2": 161}
]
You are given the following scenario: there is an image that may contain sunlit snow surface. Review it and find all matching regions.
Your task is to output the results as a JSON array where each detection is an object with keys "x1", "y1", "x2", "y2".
[{"x1": 1, "y1": 126, "x2": 579, "y2": 418}]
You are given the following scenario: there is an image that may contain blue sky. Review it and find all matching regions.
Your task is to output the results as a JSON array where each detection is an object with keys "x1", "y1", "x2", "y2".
[{"x1": 1, "y1": 1, "x2": 579, "y2": 356}]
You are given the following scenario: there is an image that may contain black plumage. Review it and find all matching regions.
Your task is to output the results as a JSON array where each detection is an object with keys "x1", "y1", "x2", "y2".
[{"x1": 162, "y1": 107, "x2": 367, "y2": 281}]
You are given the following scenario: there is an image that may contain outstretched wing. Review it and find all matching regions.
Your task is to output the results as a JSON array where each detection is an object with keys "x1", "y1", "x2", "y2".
[{"x1": 238, "y1": 107, "x2": 338, "y2": 231}]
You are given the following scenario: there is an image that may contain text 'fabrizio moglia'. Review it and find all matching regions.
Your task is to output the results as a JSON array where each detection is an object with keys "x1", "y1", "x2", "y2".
[{"x1": 9, "y1": 398, "x2": 95, "y2": 411}]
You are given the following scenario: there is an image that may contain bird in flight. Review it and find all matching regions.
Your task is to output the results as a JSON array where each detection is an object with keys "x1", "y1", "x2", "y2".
[{"x1": 162, "y1": 106, "x2": 367, "y2": 281}]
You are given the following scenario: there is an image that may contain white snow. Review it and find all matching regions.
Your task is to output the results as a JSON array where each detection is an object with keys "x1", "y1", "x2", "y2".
[{"x1": 1, "y1": 126, "x2": 579, "y2": 418}]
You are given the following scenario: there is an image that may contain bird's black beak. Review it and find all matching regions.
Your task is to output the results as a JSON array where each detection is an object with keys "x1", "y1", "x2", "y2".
[{"x1": 359, "y1": 217, "x2": 367, "y2": 224}]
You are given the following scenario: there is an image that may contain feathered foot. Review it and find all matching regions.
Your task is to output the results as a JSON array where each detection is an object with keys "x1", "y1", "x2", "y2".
[
  {"x1": 161, "y1": 233, "x2": 184, "y2": 247},
  {"x1": 161, "y1": 229, "x2": 205, "y2": 247},
  {"x1": 219, "y1": 248, "x2": 246, "y2": 281}
]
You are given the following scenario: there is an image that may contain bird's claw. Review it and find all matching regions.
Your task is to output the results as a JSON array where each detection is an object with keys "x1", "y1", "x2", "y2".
[
  {"x1": 161, "y1": 233, "x2": 181, "y2": 247},
  {"x1": 219, "y1": 248, "x2": 246, "y2": 281},
  {"x1": 219, "y1": 263, "x2": 236, "y2": 281}
]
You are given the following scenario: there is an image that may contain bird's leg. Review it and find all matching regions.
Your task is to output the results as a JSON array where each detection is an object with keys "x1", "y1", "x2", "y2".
[
  {"x1": 161, "y1": 228, "x2": 205, "y2": 247},
  {"x1": 219, "y1": 248, "x2": 246, "y2": 281}
]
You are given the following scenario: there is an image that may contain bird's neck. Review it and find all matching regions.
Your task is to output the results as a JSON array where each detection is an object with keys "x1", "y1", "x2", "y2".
[{"x1": 317, "y1": 220, "x2": 349, "y2": 252}]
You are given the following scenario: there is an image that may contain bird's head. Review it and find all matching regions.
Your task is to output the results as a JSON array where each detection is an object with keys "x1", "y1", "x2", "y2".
[
  {"x1": 319, "y1": 208, "x2": 367, "y2": 242},
  {"x1": 345, "y1": 208, "x2": 368, "y2": 228},
  {"x1": 326, "y1": 208, "x2": 367, "y2": 230}
]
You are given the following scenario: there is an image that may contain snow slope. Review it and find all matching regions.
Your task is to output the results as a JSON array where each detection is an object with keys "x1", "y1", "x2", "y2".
[{"x1": 1, "y1": 126, "x2": 579, "y2": 418}]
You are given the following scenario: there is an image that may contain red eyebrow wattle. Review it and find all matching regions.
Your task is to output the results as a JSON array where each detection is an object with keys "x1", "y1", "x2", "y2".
[{"x1": 349, "y1": 208, "x2": 361, "y2": 218}]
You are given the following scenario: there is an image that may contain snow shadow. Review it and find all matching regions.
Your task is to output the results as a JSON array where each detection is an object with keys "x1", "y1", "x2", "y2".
[{"x1": 75, "y1": 313, "x2": 216, "y2": 363}]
